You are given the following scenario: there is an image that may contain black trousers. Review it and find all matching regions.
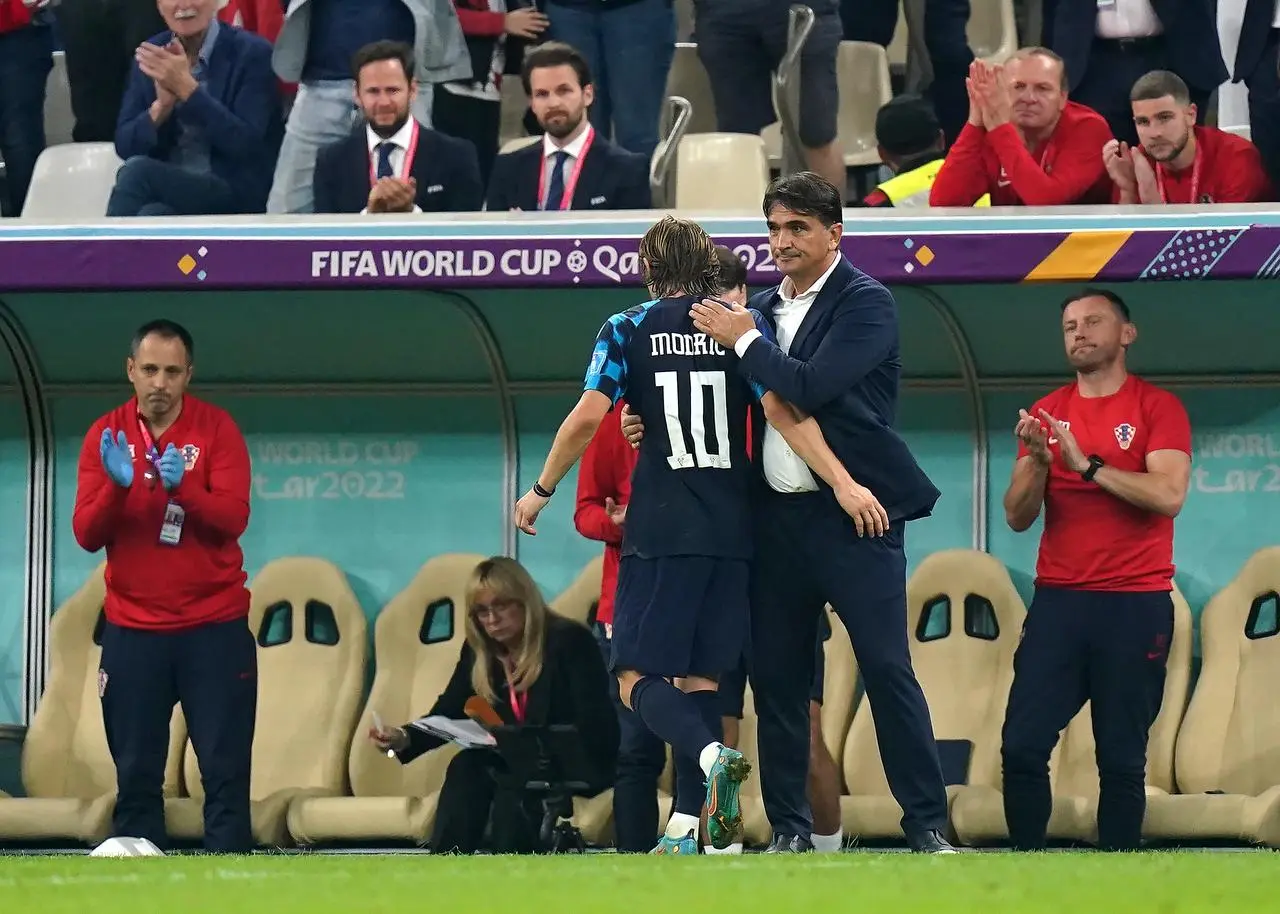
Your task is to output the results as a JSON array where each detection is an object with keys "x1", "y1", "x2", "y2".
[
  {"x1": 99, "y1": 616, "x2": 257, "y2": 852},
  {"x1": 749, "y1": 490, "x2": 948, "y2": 838},
  {"x1": 1000, "y1": 587, "x2": 1173, "y2": 851},
  {"x1": 430, "y1": 749, "x2": 543, "y2": 854},
  {"x1": 1244, "y1": 31, "x2": 1280, "y2": 192},
  {"x1": 57, "y1": 0, "x2": 166, "y2": 142},
  {"x1": 596, "y1": 626, "x2": 665, "y2": 852},
  {"x1": 431, "y1": 85, "x2": 502, "y2": 193}
]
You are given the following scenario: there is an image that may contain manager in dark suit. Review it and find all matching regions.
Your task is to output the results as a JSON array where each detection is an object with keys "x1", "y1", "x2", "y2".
[
  {"x1": 1234, "y1": 0, "x2": 1280, "y2": 190},
  {"x1": 1049, "y1": 0, "x2": 1227, "y2": 146},
  {"x1": 485, "y1": 41, "x2": 650, "y2": 212},
  {"x1": 313, "y1": 40, "x2": 483, "y2": 214},
  {"x1": 688, "y1": 172, "x2": 953, "y2": 855}
]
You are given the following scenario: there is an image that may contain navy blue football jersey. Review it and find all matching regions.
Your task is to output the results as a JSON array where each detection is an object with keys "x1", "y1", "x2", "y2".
[{"x1": 582, "y1": 296, "x2": 775, "y2": 560}]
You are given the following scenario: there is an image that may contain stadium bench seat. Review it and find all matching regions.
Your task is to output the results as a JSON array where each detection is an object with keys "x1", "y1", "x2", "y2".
[
  {"x1": 674, "y1": 133, "x2": 770, "y2": 209},
  {"x1": 1142, "y1": 549, "x2": 1280, "y2": 847},
  {"x1": 0, "y1": 563, "x2": 185, "y2": 845},
  {"x1": 167, "y1": 557, "x2": 366, "y2": 847},
  {"x1": 287, "y1": 554, "x2": 483, "y2": 846},
  {"x1": 21, "y1": 143, "x2": 121, "y2": 219},
  {"x1": 950, "y1": 582, "x2": 1193, "y2": 845},
  {"x1": 839, "y1": 550, "x2": 1026, "y2": 843}
]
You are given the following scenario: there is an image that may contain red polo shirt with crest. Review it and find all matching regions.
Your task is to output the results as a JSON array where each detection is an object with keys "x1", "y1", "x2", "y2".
[
  {"x1": 72, "y1": 394, "x2": 252, "y2": 630},
  {"x1": 1018, "y1": 375, "x2": 1191, "y2": 592}
]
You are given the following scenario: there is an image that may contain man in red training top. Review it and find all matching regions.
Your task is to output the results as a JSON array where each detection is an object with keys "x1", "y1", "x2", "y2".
[
  {"x1": 73, "y1": 319, "x2": 255, "y2": 854},
  {"x1": 1000, "y1": 289, "x2": 1191, "y2": 853},
  {"x1": 930, "y1": 48, "x2": 1113, "y2": 207},
  {"x1": 1104, "y1": 70, "x2": 1272, "y2": 205}
]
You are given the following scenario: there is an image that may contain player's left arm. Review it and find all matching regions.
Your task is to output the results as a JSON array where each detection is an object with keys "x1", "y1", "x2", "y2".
[
  {"x1": 1091, "y1": 393, "x2": 1192, "y2": 518},
  {"x1": 175, "y1": 411, "x2": 252, "y2": 541}
]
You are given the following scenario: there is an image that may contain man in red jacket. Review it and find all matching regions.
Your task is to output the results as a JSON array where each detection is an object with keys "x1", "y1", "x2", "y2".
[
  {"x1": 73, "y1": 319, "x2": 255, "y2": 854},
  {"x1": 930, "y1": 48, "x2": 1113, "y2": 207}
]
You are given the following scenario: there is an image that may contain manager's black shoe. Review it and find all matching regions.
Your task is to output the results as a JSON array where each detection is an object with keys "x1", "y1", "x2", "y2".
[
  {"x1": 908, "y1": 828, "x2": 958, "y2": 854},
  {"x1": 764, "y1": 833, "x2": 813, "y2": 854}
]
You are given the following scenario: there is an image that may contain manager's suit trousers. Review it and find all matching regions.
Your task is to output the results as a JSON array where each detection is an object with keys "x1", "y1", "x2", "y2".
[{"x1": 748, "y1": 489, "x2": 948, "y2": 838}]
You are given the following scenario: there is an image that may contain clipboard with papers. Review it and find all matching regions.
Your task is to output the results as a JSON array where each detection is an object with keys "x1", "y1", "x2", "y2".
[{"x1": 406, "y1": 715, "x2": 497, "y2": 749}]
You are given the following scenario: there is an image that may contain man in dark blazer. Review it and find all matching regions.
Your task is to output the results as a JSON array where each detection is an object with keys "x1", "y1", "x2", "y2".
[
  {"x1": 683, "y1": 172, "x2": 952, "y2": 855},
  {"x1": 1049, "y1": 0, "x2": 1227, "y2": 146},
  {"x1": 1233, "y1": 0, "x2": 1280, "y2": 190},
  {"x1": 313, "y1": 40, "x2": 483, "y2": 214},
  {"x1": 106, "y1": 8, "x2": 283, "y2": 216},
  {"x1": 485, "y1": 41, "x2": 650, "y2": 212}
]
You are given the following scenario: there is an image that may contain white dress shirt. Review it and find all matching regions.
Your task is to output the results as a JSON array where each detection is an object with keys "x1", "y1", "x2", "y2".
[
  {"x1": 539, "y1": 123, "x2": 594, "y2": 210},
  {"x1": 363, "y1": 119, "x2": 422, "y2": 214},
  {"x1": 733, "y1": 253, "x2": 842, "y2": 494},
  {"x1": 1095, "y1": 0, "x2": 1163, "y2": 39}
]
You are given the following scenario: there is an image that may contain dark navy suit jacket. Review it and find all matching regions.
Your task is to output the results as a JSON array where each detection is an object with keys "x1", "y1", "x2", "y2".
[
  {"x1": 312, "y1": 122, "x2": 484, "y2": 214},
  {"x1": 484, "y1": 136, "x2": 651, "y2": 211},
  {"x1": 738, "y1": 255, "x2": 940, "y2": 524},
  {"x1": 115, "y1": 25, "x2": 283, "y2": 213}
]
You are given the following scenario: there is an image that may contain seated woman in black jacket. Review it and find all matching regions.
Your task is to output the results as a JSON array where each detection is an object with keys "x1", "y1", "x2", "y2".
[{"x1": 370, "y1": 556, "x2": 618, "y2": 853}]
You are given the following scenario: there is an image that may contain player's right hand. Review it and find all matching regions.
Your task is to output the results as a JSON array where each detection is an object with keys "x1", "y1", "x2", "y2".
[
  {"x1": 1015, "y1": 409, "x2": 1051, "y2": 465},
  {"x1": 836, "y1": 483, "x2": 889, "y2": 537},
  {"x1": 620, "y1": 404, "x2": 644, "y2": 449}
]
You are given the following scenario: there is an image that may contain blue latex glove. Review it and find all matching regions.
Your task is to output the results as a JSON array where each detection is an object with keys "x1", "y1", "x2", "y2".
[
  {"x1": 100, "y1": 428, "x2": 134, "y2": 488},
  {"x1": 157, "y1": 443, "x2": 185, "y2": 491}
]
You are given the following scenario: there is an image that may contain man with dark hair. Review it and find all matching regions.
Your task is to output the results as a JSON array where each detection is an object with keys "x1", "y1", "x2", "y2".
[
  {"x1": 861, "y1": 94, "x2": 981, "y2": 208},
  {"x1": 1000, "y1": 288, "x2": 1191, "y2": 852},
  {"x1": 312, "y1": 39, "x2": 483, "y2": 214},
  {"x1": 514, "y1": 215, "x2": 875, "y2": 854},
  {"x1": 1103, "y1": 69, "x2": 1271, "y2": 205},
  {"x1": 633, "y1": 171, "x2": 953, "y2": 853},
  {"x1": 73, "y1": 318, "x2": 256, "y2": 854},
  {"x1": 484, "y1": 41, "x2": 650, "y2": 211}
]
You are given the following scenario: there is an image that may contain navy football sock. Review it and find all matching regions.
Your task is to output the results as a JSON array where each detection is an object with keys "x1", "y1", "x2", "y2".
[
  {"x1": 688, "y1": 689, "x2": 725, "y2": 746},
  {"x1": 630, "y1": 676, "x2": 717, "y2": 763},
  {"x1": 671, "y1": 690, "x2": 727, "y2": 817}
]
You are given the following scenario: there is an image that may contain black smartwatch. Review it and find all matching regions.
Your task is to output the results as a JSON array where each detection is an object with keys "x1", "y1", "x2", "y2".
[{"x1": 1081, "y1": 455, "x2": 1105, "y2": 482}]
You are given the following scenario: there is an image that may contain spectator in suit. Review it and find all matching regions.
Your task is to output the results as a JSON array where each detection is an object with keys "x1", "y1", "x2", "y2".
[
  {"x1": 1233, "y1": 0, "x2": 1280, "y2": 190},
  {"x1": 485, "y1": 41, "x2": 650, "y2": 211},
  {"x1": 313, "y1": 40, "x2": 483, "y2": 214},
  {"x1": 0, "y1": 0, "x2": 54, "y2": 216},
  {"x1": 370, "y1": 556, "x2": 618, "y2": 855},
  {"x1": 1049, "y1": 0, "x2": 1228, "y2": 147},
  {"x1": 106, "y1": 2, "x2": 284, "y2": 216}
]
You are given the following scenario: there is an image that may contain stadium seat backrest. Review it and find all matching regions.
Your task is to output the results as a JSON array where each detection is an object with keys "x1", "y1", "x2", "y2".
[
  {"x1": 835, "y1": 42, "x2": 894, "y2": 159},
  {"x1": 1051, "y1": 582, "x2": 1193, "y2": 798},
  {"x1": 674, "y1": 134, "x2": 770, "y2": 209},
  {"x1": 665, "y1": 43, "x2": 717, "y2": 134},
  {"x1": 1172, "y1": 547, "x2": 1280, "y2": 796},
  {"x1": 21, "y1": 143, "x2": 122, "y2": 219},
  {"x1": 842, "y1": 550, "x2": 1026, "y2": 796},
  {"x1": 348, "y1": 553, "x2": 485, "y2": 797},
  {"x1": 967, "y1": 0, "x2": 1017, "y2": 62},
  {"x1": 25, "y1": 563, "x2": 185, "y2": 799},
  {"x1": 549, "y1": 557, "x2": 603, "y2": 626},
  {"x1": 818, "y1": 605, "x2": 858, "y2": 771},
  {"x1": 183, "y1": 557, "x2": 367, "y2": 800}
]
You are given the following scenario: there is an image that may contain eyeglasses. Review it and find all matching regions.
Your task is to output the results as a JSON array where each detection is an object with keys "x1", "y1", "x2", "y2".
[{"x1": 471, "y1": 598, "x2": 521, "y2": 621}]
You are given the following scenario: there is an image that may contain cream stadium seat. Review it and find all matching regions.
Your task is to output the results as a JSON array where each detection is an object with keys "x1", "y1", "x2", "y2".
[
  {"x1": 0, "y1": 564, "x2": 185, "y2": 844},
  {"x1": 763, "y1": 41, "x2": 893, "y2": 169},
  {"x1": 840, "y1": 550, "x2": 1026, "y2": 843},
  {"x1": 665, "y1": 43, "x2": 718, "y2": 135},
  {"x1": 968, "y1": 0, "x2": 1017, "y2": 64},
  {"x1": 674, "y1": 134, "x2": 770, "y2": 209},
  {"x1": 499, "y1": 136, "x2": 540, "y2": 155},
  {"x1": 287, "y1": 554, "x2": 483, "y2": 846},
  {"x1": 21, "y1": 143, "x2": 122, "y2": 219},
  {"x1": 167, "y1": 557, "x2": 366, "y2": 847},
  {"x1": 44, "y1": 52, "x2": 75, "y2": 147},
  {"x1": 499, "y1": 78, "x2": 531, "y2": 148},
  {"x1": 1143, "y1": 550, "x2": 1280, "y2": 847},
  {"x1": 951, "y1": 583, "x2": 1194, "y2": 845}
]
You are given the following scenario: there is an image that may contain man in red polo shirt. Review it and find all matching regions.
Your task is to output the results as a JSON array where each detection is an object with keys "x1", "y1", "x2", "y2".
[
  {"x1": 73, "y1": 319, "x2": 255, "y2": 854},
  {"x1": 1104, "y1": 70, "x2": 1272, "y2": 205},
  {"x1": 930, "y1": 48, "x2": 1113, "y2": 207},
  {"x1": 1000, "y1": 289, "x2": 1191, "y2": 853}
]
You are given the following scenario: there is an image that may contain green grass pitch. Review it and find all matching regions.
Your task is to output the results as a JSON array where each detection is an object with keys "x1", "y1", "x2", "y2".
[{"x1": 0, "y1": 850, "x2": 1275, "y2": 913}]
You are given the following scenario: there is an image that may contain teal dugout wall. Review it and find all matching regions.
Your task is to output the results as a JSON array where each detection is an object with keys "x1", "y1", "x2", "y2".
[{"x1": 0, "y1": 208, "x2": 1277, "y2": 727}]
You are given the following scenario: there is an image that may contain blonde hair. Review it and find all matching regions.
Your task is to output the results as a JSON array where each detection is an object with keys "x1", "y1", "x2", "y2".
[
  {"x1": 464, "y1": 557, "x2": 550, "y2": 704},
  {"x1": 639, "y1": 216, "x2": 722, "y2": 299}
]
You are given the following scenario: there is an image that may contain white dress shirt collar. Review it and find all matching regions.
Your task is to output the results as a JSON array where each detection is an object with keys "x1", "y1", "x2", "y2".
[
  {"x1": 542, "y1": 121, "x2": 594, "y2": 161},
  {"x1": 366, "y1": 118, "x2": 417, "y2": 158},
  {"x1": 777, "y1": 252, "x2": 842, "y2": 306}
]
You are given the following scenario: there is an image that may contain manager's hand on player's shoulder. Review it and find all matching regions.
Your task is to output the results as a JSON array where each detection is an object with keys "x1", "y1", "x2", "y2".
[
  {"x1": 690, "y1": 297, "x2": 755, "y2": 349},
  {"x1": 620, "y1": 404, "x2": 644, "y2": 449},
  {"x1": 834, "y1": 482, "x2": 890, "y2": 538}
]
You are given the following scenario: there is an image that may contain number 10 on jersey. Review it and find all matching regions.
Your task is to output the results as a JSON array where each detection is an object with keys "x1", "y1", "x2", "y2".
[{"x1": 655, "y1": 370, "x2": 732, "y2": 470}]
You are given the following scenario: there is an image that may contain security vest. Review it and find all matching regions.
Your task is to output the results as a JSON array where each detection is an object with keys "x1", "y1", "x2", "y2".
[{"x1": 876, "y1": 158, "x2": 990, "y2": 207}]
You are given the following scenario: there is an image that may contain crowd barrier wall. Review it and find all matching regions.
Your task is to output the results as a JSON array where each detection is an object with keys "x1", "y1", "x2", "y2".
[{"x1": 0, "y1": 207, "x2": 1276, "y2": 727}]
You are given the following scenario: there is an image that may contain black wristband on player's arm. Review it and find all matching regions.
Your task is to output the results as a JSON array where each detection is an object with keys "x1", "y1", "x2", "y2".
[
  {"x1": 1081, "y1": 455, "x2": 1105, "y2": 482},
  {"x1": 533, "y1": 482, "x2": 554, "y2": 498}
]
